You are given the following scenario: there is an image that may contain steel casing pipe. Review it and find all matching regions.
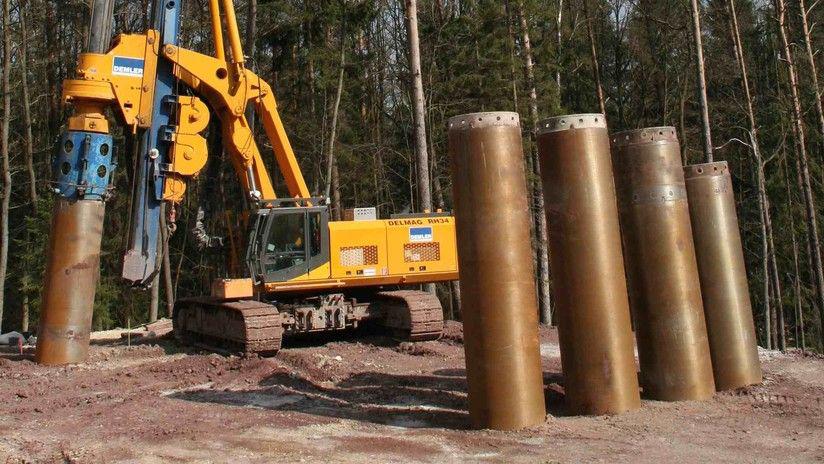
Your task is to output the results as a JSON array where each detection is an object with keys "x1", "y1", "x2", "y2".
[
  {"x1": 537, "y1": 114, "x2": 641, "y2": 415},
  {"x1": 35, "y1": 2, "x2": 115, "y2": 365},
  {"x1": 35, "y1": 199, "x2": 106, "y2": 365},
  {"x1": 448, "y1": 112, "x2": 546, "y2": 430},
  {"x1": 684, "y1": 161, "x2": 762, "y2": 391},
  {"x1": 611, "y1": 127, "x2": 716, "y2": 401}
]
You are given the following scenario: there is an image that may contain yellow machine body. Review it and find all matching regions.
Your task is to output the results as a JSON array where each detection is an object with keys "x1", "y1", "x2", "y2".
[{"x1": 264, "y1": 217, "x2": 458, "y2": 293}]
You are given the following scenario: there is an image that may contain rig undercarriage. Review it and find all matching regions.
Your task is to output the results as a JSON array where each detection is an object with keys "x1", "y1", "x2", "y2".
[{"x1": 173, "y1": 290, "x2": 444, "y2": 355}]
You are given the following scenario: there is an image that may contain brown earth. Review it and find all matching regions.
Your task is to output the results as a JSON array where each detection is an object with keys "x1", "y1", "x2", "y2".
[{"x1": 1, "y1": 321, "x2": 823, "y2": 463}]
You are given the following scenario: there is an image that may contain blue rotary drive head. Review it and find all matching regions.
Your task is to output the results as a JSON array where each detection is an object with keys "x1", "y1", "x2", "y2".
[{"x1": 52, "y1": 131, "x2": 116, "y2": 201}]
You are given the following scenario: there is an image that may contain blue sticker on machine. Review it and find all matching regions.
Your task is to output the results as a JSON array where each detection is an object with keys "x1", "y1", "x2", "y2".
[
  {"x1": 410, "y1": 226, "x2": 433, "y2": 243},
  {"x1": 112, "y1": 56, "x2": 145, "y2": 77}
]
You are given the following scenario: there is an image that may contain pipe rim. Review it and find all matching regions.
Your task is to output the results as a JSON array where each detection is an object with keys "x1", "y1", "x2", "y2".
[
  {"x1": 684, "y1": 161, "x2": 729, "y2": 179},
  {"x1": 537, "y1": 113, "x2": 606, "y2": 135},
  {"x1": 612, "y1": 126, "x2": 679, "y2": 148},
  {"x1": 447, "y1": 112, "x2": 520, "y2": 130}
]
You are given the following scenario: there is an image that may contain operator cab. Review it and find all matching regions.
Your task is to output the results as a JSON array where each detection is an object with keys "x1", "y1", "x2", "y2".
[{"x1": 247, "y1": 206, "x2": 330, "y2": 283}]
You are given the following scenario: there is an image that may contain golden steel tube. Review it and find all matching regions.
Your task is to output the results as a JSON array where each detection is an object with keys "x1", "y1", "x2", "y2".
[
  {"x1": 537, "y1": 114, "x2": 641, "y2": 415},
  {"x1": 448, "y1": 112, "x2": 546, "y2": 430},
  {"x1": 685, "y1": 161, "x2": 762, "y2": 391},
  {"x1": 35, "y1": 200, "x2": 106, "y2": 365},
  {"x1": 611, "y1": 127, "x2": 715, "y2": 401}
]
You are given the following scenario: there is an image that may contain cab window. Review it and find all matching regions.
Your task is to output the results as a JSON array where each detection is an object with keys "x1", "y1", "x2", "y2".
[
  {"x1": 309, "y1": 212, "x2": 322, "y2": 259},
  {"x1": 265, "y1": 213, "x2": 306, "y2": 272}
]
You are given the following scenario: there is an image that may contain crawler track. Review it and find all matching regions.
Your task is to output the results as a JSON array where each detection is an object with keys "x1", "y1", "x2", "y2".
[
  {"x1": 174, "y1": 299, "x2": 283, "y2": 356},
  {"x1": 375, "y1": 290, "x2": 445, "y2": 342}
]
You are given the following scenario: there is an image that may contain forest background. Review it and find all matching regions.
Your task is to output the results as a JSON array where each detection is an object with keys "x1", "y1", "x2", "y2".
[{"x1": 0, "y1": 0, "x2": 820, "y2": 353}]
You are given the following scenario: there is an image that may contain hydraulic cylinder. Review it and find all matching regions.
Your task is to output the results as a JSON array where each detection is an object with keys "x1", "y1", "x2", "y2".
[
  {"x1": 611, "y1": 127, "x2": 715, "y2": 401},
  {"x1": 685, "y1": 161, "x2": 762, "y2": 391},
  {"x1": 447, "y1": 112, "x2": 546, "y2": 430},
  {"x1": 537, "y1": 114, "x2": 641, "y2": 415}
]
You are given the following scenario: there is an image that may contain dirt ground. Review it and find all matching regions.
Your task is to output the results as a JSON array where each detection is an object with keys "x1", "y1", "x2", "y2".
[{"x1": 1, "y1": 322, "x2": 823, "y2": 463}]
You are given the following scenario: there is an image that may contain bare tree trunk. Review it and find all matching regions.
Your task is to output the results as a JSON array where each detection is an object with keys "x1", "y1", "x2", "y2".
[
  {"x1": 795, "y1": 275, "x2": 805, "y2": 351},
  {"x1": 505, "y1": 0, "x2": 536, "y2": 275},
  {"x1": 798, "y1": 0, "x2": 824, "y2": 141},
  {"x1": 451, "y1": 281, "x2": 462, "y2": 320},
  {"x1": 768, "y1": 274, "x2": 778, "y2": 348},
  {"x1": 690, "y1": 0, "x2": 714, "y2": 162},
  {"x1": 405, "y1": 0, "x2": 432, "y2": 213},
  {"x1": 371, "y1": 24, "x2": 388, "y2": 216},
  {"x1": 331, "y1": 161, "x2": 342, "y2": 221},
  {"x1": 775, "y1": 0, "x2": 824, "y2": 349},
  {"x1": 149, "y1": 271, "x2": 160, "y2": 323},
  {"x1": 19, "y1": 1, "x2": 36, "y2": 204},
  {"x1": 324, "y1": 33, "x2": 346, "y2": 219},
  {"x1": 0, "y1": 0, "x2": 11, "y2": 332},
  {"x1": 555, "y1": 0, "x2": 564, "y2": 96},
  {"x1": 679, "y1": 77, "x2": 689, "y2": 165},
  {"x1": 793, "y1": 132, "x2": 820, "y2": 349},
  {"x1": 358, "y1": 30, "x2": 369, "y2": 130},
  {"x1": 784, "y1": 158, "x2": 806, "y2": 350},
  {"x1": 516, "y1": 0, "x2": 552, "y2": 325},
  {"x1": 504, "y1": 0, "x2": 519, "y2": 111},
  {"x1": 88, "y1": 0, "x2": 114, "y2": 53},
  {"x1": 727, "y1": 0, "x2": 775, "y2": 349},
  {"x1": 756, "y1": 144, "x2": 773, "y2": 349},
  {"x1": 161, "y1": 209, "x2": 174, "y2": 318},
  {"x1": 583, "y1": 0, "x2": 606, "y2": 115},
  {"x1": 762, "y1": 212, "x2": 773, "y2": 348},
  {"x1": 22, "y1": 296, "x2": 29, "y2": 332},
  {"x1": 245, "y1": 0, "x2": 257, "y2": 58},
  {"x1": 404, "y1": 0, "x2": 436, "y2": 294},
  {"x1": 19, "y1": 1, "x2": 35, "y2": 333},
  {"x1": 766, "y1": 193, "x2": 787, "y2": 350},
  {"x1": 506, "y1": 2, "x2": 544, "y2": 313}
]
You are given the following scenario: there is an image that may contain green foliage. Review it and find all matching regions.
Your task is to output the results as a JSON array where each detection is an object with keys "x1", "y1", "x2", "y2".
[
  {"x1": 0, "y1": 0, "x2": 821, "y2": 352},
  {"x1": 11, "y1": 196, "x2": 54, "y2": 330}
]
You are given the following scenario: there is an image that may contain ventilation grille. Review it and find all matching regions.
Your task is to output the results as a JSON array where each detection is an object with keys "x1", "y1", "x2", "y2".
[
  {"x1": 340, "y1": 246, "x2": 379, "y2": 267},
  {"x1": 404, "y1": 243, "x2": 441, "y2": 262}
]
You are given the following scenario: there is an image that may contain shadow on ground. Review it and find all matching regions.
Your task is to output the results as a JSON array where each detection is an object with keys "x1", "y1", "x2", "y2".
[
  {"x1": 171, "y1": 370, "x2": 473, "y2": 429},
  {"x1": 171, "y1": 366, "x2": 569, "y2": 428}
]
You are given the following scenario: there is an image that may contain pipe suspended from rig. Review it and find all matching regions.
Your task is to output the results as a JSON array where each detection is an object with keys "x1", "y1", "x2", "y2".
[
  {"x1": 685, "y1": 161, "x2": 762, "y2": 391},
  {"x1": 537, "y1": 114, "x2": 641, "y2": 415},
  {"x1": 36, "y1": 0, "x2": 116, "y2": 365},
  {"x1": 447, "y1": 112, "x2": 546, "y2": 430},
  {"x1": 611, "y1": 127, "x2": 716, "y2": 401},
  {"x1": 36, "y1": 201, "x2": 106, "y2": 365}
]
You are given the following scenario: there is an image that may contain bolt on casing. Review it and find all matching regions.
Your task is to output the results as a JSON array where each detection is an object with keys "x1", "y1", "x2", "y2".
[
  {"x1": 35, "y1": 199, "x2": 106, "y2": 365},
  {"x1": 611, "y1": 127, "x2": 716, "y2": 401},
  {"x1": 448, "y1": 112, "x2": 546, "y2": 430},
  {"x1": 684, "y1": 161, "x2": 762, "y2": 391},
  {"x1": 537, "y1": 114, "x2": 641, "y2": 415}
]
